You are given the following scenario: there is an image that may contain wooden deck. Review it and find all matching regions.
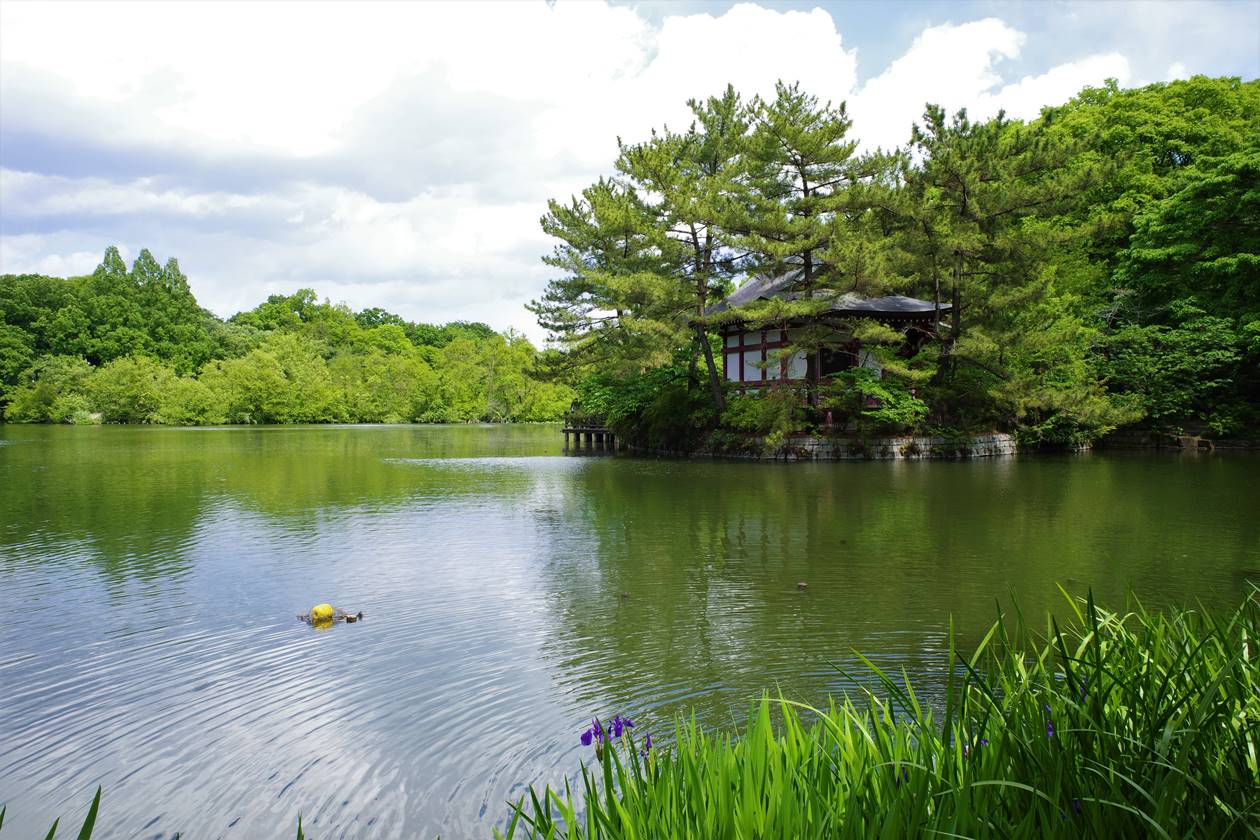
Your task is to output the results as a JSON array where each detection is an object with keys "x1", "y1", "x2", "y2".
[{"x1": 562, "y1": 422, "x2": 619, "y2": 452}]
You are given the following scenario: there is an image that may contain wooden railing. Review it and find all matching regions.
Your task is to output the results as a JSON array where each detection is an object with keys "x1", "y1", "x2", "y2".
[{"x1": 561, "y1": 415, "x2": 618, "y2": 452}]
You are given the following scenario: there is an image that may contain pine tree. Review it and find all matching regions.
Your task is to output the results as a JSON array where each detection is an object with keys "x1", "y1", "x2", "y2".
[
  {"x1": 528, "y1": 177, "x2": 688, "y2": 376},
  {"x1": 616, "y1": 85, "x2": 750, "y2": 411},
  {"x1": 735, "y1": 81, "x2": 860, "y2": 291}
]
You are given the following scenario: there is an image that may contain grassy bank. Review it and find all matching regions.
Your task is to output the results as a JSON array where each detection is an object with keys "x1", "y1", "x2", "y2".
[{"x1": 502, "y1": 590, "x2": 1259, "y2": 839}]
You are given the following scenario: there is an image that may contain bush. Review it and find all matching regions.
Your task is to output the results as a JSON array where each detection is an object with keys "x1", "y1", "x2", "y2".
[
  {"x1": 3, "y1": 356, "x2": 93, "y2": 422},
  {"x1": 720, "y1": 386, "x2": 804, "y2": 435},
  {"x1": 718, "y1": 386, "x2": 807, "y2": 454},
  {"x1": 630, "y1": 380, "x2": 718, "y2": 451},
  {"x1": 88, "y1": 356, "x2": 177, "y2": 423},
  {"x1": 1093, "y1": 299, "x2": 1247, "y2": 434},
  {"x1": 504, "y1": 591, "x2": 1260, "y2": 839},
  {"x1": 820, "y1": 368, "x2": 928, "y2": 434},
  {"x1": 155, "y1": 378, "x2": 226, "y2": 425}
]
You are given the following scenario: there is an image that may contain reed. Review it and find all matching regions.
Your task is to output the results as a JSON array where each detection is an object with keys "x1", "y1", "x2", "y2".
[{"x1": 501, "y1": 589, "x2": 1260, "y2": 839}]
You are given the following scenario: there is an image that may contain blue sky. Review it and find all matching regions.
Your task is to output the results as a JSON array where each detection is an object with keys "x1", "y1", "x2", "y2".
[
  {"x1": 624, "y1": 1, "x2": 1260, "y2": 83},
  {"x1": 2, "y1": 0, "x2": 1257, "y2": 340}
]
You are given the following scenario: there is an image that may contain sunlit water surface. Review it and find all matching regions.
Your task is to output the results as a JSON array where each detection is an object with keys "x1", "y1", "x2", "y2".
[{"x1": 1, "y1": 425, "x2": 1256, "y2": 837}]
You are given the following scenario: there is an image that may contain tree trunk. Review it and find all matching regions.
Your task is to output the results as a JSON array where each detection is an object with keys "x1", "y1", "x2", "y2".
[
  {"x1": 692, "y1": 227, "x2": 726, "y2": 416},
  {"x1": 696, "y1": 323, "x2": 726, "y2": 414},
  {"x1": 951, "y1": 253, "x2": 962, "y2": 342},
  {"x1": 932, "y1": 256, "x2": 941, "y2": 338},
  {"x1": 942, "y1": 253, "x2": 961, "y2": 376}
]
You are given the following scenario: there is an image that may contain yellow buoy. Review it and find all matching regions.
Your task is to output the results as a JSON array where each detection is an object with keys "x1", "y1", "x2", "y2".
[{"x1": 310, "y1": 603, "x2": 335, "y2": 622}]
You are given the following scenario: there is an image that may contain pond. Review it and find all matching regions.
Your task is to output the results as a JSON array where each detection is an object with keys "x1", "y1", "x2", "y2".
[{"x1": 1, "y1": 424, "x2": 1256, "y2": 837}]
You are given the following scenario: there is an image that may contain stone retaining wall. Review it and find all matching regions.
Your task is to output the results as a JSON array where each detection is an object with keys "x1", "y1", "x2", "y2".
[
  {"x1": 1100, "y1": 431, "x2": 1260, "y2": 452},
  {"x1": 631, "y1": 432, "x2": 1019, "y2": 461}
]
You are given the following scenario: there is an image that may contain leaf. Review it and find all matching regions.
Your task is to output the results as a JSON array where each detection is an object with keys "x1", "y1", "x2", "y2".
[{"x1": 73, "y1": 787, "x2": 100, "y2": 840}]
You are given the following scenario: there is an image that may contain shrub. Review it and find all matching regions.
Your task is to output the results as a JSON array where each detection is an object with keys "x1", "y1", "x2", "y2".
[
  {"x1": 155, "y1": 377, "x2": 226, "y2": 425},
  {"x1": 3, "y1": 356, "x2": 93, "y2": 422},
  {"x1": 88, "y1": 356, "x2": 177, "y2": 423},
  {"x1": 720, "y1": 386, "x2": 805, "y2": 441},
  {"x1": 820, "y1": 368, "x2": 928, "y2": 434}
]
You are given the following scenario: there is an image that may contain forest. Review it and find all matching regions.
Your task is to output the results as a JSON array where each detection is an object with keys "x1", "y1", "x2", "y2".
[
  {"x1": 533, "y1": 75, "x2": 1259, "y2": 448},
  {"x1": 0, "y1": 250, "x2": 573, "y2": 424}
]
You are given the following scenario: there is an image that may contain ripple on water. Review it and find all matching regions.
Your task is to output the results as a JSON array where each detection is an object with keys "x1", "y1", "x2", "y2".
[{"x1": 1, "y1": 428, "x2": 1255, "y2": 837}]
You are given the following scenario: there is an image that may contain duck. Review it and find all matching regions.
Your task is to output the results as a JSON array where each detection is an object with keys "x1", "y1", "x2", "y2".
[{"x1": 298, "y1": 603, "x2": 364, "y2": 625}]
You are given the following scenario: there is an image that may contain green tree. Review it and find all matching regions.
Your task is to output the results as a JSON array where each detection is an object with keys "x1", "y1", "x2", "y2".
[
  {"x1": 1053, "y1": 76, "x2": 1260, "y2": 276},
  {"x1": 736, "y1": 81, "x2": 861, "y2": 290},
  {"x1": 4, "y1": 355, "x2": 94, "y2": 422},
  {"x1": 902, "y1": 105, "x2": 1127, "y2": 437},
  {"x1": 1094, "y1": 300, "x2": 1247, "y2": 434},
  {"x1": 529, "y1": 177, "x2": 688, "y2": 376},
  {"x1": 0, "y1": 322, "x2": 35, "y2": 406},
  {"x1": 331, "y1": 348, "x2": 439, "y2": 423},
  {"x1": 616, "y1": 85, "x2": 755, "y2": 411},
  {"x1": 155, "y1": 377, "x2": 226, "y2": 425},
  {"x1": 89, "y1": 356, "x2": 178, "y2": 423},
  {"x1": 1116, "y1": 147, "x2": 1260, "y2": 320}
]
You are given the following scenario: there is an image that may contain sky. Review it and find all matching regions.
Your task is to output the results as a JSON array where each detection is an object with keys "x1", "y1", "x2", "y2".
[{"x1": 1, "y1": 0, "x2": 1257, "y2": 342}]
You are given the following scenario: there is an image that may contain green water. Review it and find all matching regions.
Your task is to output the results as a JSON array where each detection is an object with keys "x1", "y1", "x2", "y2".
[{"x1": 1, "y1": 424, "x2": 1256, "y2": 837}]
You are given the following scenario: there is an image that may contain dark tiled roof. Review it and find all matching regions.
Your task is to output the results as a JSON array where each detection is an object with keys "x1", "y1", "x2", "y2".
[
  {"x1": 706, "y1": 272, "x2": 948, "y2": 317},
  {"x1": 709, "y1": 270, "x2": 802, "y2": 312}
]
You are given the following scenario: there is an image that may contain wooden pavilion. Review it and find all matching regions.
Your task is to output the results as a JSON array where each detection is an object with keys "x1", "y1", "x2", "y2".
[{"x1": 705, "y1": 272, "x2": 947, "y2": 390}]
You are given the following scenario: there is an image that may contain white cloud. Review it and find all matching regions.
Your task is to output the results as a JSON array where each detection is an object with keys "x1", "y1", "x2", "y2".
[
  {"x1": 850, "y1": 18, "x2": 1130, "y2": 150},
  {"x1": 0, "y1": 169, "x2": 270, "y2": 219},
  {"x1": 993, "y1": 52, "x2": 1130, "y2": 118},
  {"x1": 0, "y1": 1, "x2": 1157, "y2": 341},
  {"x1": 0, "y1": 234, "x2": 115, "y2": 278}
]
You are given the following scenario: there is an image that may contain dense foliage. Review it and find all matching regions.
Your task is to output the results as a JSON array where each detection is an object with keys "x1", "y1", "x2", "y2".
[
  {"x1": 534, "y1": 76, "x2": 1259, "y2": 445},
  {"x1": 503, "y1": 591, "x2": 1260, "y2": 839},
  {"x1": 0, "y1": 249, "x2": 572, "y2": 424}
]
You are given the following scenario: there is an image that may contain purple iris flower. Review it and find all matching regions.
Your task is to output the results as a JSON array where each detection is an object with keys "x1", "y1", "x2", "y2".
[
  {"x1": 641, "y1": 732, "x2": 652, "y2": 758},
  {"x1": 980, "y1": 738, "x2": 988, "y2": 747},
  {"x1": 1071, "y1": 798, "x2": 1083, "y2": 815},
  {"x1": 1046, "y1": 719, "x2": 1055, "y2": 738},
  {"x1": 581, "y1": 718, "x2": 608, "y2": 747},
  {"x1": 581, "y1": 715, "x2": 639, "y2": 747}
]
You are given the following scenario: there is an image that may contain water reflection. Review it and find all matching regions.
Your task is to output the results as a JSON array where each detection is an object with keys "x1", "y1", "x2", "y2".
[{"x1": 0, "y1": 425, "x2": 1256, "y2": 838}]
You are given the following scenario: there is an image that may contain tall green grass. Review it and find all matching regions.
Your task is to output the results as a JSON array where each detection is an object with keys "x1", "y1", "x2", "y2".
[{"x1": 501, "y1": 590, "x2": 1260, "y2": 838}]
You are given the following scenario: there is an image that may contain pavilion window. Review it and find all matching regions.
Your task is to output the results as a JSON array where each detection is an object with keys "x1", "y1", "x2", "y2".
[
  {"x1": 819, "y1": 344, "x2": 853, "y2": 378},
  {"x1": 787, "y1": 351, "x2": 807, "y2": 380},
  {"x1": 743, "y1": 351, "x2": 763, "y2": 382}
]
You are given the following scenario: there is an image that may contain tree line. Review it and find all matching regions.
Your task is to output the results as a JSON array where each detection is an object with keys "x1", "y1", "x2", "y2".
[
  {"x1": 0, "y1": 250, "x2": 573, "y2": 424},
  {"x1": 532, "y1": 76, "x2": 1259, "y2": 446}
]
